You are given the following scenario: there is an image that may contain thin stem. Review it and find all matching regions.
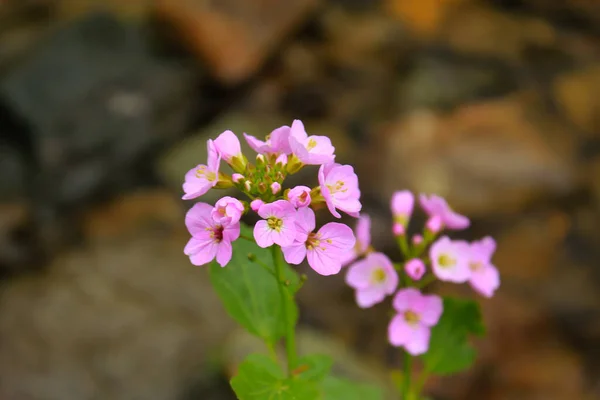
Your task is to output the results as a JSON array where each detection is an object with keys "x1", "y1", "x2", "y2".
[
  {"x1": 403, "y1": 351, "x2": 412, "y2": 398},
  {"x1": 271, "y1": 245, "x2": 297, "y2": 376},
  {"x1": 240, "y1": 234, "x2": 254, "y2": 242},
  {"x1": 415, "y1": 273, "x2": 437, "y2": 290}
]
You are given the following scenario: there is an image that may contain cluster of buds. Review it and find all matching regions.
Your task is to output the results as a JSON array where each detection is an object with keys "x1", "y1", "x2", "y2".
[
  {"x1": 182, "y1": 120, "x2": 361, "y2": 276},
  {"x1": 344, "y1": 192, "x2": 500, "y2": 355}
]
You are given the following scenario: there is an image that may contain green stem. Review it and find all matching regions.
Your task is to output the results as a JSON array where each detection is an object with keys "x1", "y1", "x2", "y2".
[
  {"x1": 271, "y1": 245, "x2": 297, "y2": 376},
  {"x1": 403, "y1": 351, "x2": 412, "y2": 398}
]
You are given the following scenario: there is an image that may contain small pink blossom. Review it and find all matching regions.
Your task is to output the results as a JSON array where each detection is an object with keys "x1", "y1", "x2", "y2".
[
  {"x1": 182, "y1": 140, "x2": 220, "y2": 199},
  {"x1": 243, "y1": 125, "x2": 292, "y2": 155},
  {"x1": 289, "y1": 120, "x2": 335, "y2": 165},
  {"x1": 213, "y1": 130, "x2": 242, "y2": 164},
  {"x1": 341, "y1": 214, "x2": 371, "y2": 266},
  {"x1": 287, "y1": 186, "x2": 311, "y2": 208},
  {"x1": 250, "y1": 199, "x2": 264, "y2": 212},
  {"x1": 412, "y1": 234, "x2": 423, "y2": 245},
  {"x1": 468, "y1": 237, "x2": 500, "y2": 298},
  {"x1": 346, "y1": 252, "x2": 398, "y2": 308},
  {"x1": 389, "y1": 288, "x2": 443, "y2": 355},
  {"x1": 419, "y1": 194, "x2": 470, "y2": 230},
  {"x1": 426, "y1": 215, "x2": 443, "y2": 234},
  {"x1": 184, "y1": 202, "x2": 240, "y2": 267},
  {"x1": 430, "y1": 236, "x2": 471, "y2": 283},
  {"x1": 276, "y1": 153, "x2": 288, "y2": 167},
  {"x1": 211, "y1": 196, "x2": 244, "y2": 226},
  {"x1": 271, "y1": 182, "x2": 281, "y2": 195},
  {"x1": 318, "y1": 163, "x2": 362, "y2": 218},
  {"x1": 254, "y1": 200, "x2": 300, "y2": 248},
  {"x1": 405, "y1": 258, "x2": 426, "y2": 281},
  {"x1": 391, "y1": 190, "x2": 414, "y2": 227},
  {"x1": 281, "y1": 207, "x2": 355, "y2": 276}
]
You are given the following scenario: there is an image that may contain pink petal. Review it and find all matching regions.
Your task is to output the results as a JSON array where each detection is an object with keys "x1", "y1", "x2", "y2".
[
  {"x1": 318, "y1": 223, "x2": 356, "y2": 251},
  {"x1": 443, "y1": 210, "x2": 470, "y2": 230},
  {"x1": 243, "y1": 133, "x2": 267, "y2": 154},
  {"x1": 253, "y1": 220, "x2": 274, "y2": 248},
  {"x1": 430, "y1": 237, "x2": 471, "y2": 283},
  {"x1": 206, "y1": 139, "x2": 221, "y2": 172},
  {"x1": 215, "y1": 240, "x2": 233, "y2": 267},
  {"x1": 295, "y1": 206, "x2": 316, "y2": 233},
  {"x1": 213, "y1": 130, "x2": 241, "y2": 162},
  {"x1": 289, "y1": 119, "x2": 308, "y2": 141},
  {"x1": 269, "y1": 125, "x2": 292, "y2": 154},
  {"x1": 404, "y1": 324, "x2": 431, "y2": 355},
  {"x1": 282, "y1": 243, "x2": 307, "y2": 265},
  {"x1": 405, "y1": 258, "x2": 426, "y2": 281},
  {"x1": 223, "y1": 222, "x2": 241, "y2": 242},
  {"x1": 355, "y1": 287, "x2": 385, "y2": 308},
  {"x1": 334, "y1": 197, "x2": 362, "y2": 215},
  {"x1": 345, "y1": 259, "x2": 373, "y2": 289},
  {"x1": 182, "y1": 165, "x2": 215, "y2": 199},
  {"x1": 388, "y1": 315, "x2": 412, "y2": 347},
  {"x1": 340, "y1": 249, "x2": 358, "y2": 267},
  {"x1": 393, "y1": 288, "x2": 422, "y2": 312},
  {"x1": 470, "y1": 263, "x2": 500, "y2": 298},
  {"x1": 185, "y1": 202, "x2": 215, "y2": 236},
  {"x1": 307, "y1": 246, "x2": 343, "y2": 276},
  {"x1": 355, "y1": 214, "x2": 371, "y2": 253},
  {"x1": 271, "y1": 222, "x2": 297, "y2": 247},
  {"x1": 413, "y1": 294, "x2": 443, "y2": 326},
  {"x1": 391, "y1": 190, "x2": 414, "y2": 217},
  {"x1": 188, "y1": 240, "x2": 219, "y2": 266}
]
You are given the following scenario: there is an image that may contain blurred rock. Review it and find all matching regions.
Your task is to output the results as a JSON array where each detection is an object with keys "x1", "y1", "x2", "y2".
[
  {"x1": 155, "y1": 0, "x2": 319, "y2": 84},
  {"x1": 0, "y1": 190, "x2": 236, "y2": 400},
  {"x1": 554, "y1": 65, "x2": 600, "y2": 135},
  {"x1": 386, "y1": 0, "x2": 466, "y2": 37},
  {"x1": 1, "y1": 12, "x2": 197, "y2": 206},
  {"x1": 375, "y1": 93, "x2": 578, "y2": 216}
]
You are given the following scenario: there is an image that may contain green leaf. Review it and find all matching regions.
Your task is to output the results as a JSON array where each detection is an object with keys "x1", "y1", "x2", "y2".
[
  {"x1": 209, "y1": 223, "x2": 299, "y2": 345},
  {"x1": 292, "y1": 354, "x2": 333, "y2": 382},
  {"x1": 231, "y1": 354, "x2": 319, "y2": 400},
  {"x1": 421, "y1": 297, "x2": 485, "y2": 375},
  {"x1": 320, "y1": 376, "x2": 383, "y2": 400}
]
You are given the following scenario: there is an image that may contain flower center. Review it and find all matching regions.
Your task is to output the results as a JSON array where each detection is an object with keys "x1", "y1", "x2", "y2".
[
  {"x1": 307, "y1": 138, "x2": 317, "y2": 150},
  {"x1": 469, "y1": 261, "x2": 483, "y2": 272},
  {"x1": 371, "y1": 268, "x2": 386, "y2": 284},
  {"x1": 438, "y1": 253, "x2": 456, "y2": 268},
  {"x1": 207, "y1": 225, "x2": 223, "y2": 242},
  {"x1": 299, "y1": 191, "x2": 308, "y2": 203},
  {"x1": 306, "y1": 232, "x2": 321, "y2": 250},
  {"x1": 326, "y1": 180, "x2": 346, "y2": 194},
  {"x1": 404, "y1": 310, "x2": 420, "y2": 326},
  {"x1": 267, "y1": 216, "x2": 283, "y2": 232},
  {"x1": 195, "y1": 166, "x2": 216, "y2": 182},
  {"x1": 216, "y1": 206, "x2": 227, "y2": 216}
]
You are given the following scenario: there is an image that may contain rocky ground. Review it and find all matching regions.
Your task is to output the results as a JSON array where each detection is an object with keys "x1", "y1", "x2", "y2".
[{"x1": 0, "y1": 0, "x2": 599, "y2": 399}]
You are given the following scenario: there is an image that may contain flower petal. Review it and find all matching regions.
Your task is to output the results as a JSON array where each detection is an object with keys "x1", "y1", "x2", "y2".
[
  {"x1": 253, "y1": 220, "x2": 274, "y2": 248},
  {"x1": 392, "y1": 288, "x2": 422, "y2": 312},
  {"x1": 282, "y1": 243, "x2": 307, "y2": 265},
  {"x1": 355, "y1": 287, "x2": 385, "y2": 308},
  {"x1": 388, "y1": 314, "x2": 412, "y2": 347},
  {"x1": 215, "y1": 240, "x2": 233, "y2": 267},
  {"x1": 404, "y1": 324, "x2": 431, "y2": 355}
]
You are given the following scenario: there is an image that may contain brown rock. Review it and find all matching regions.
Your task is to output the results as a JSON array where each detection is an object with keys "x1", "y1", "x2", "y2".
[
  {"x1": 554, "y1": 65, "x2": 600, "y2": 135},
  {"x1": 386, "y1": 0, "x2": 467, "y2": 37},
  {"x1": 374, "y1": 93, "x2": 578, "y2": 216},
  {"x1": 155, "y1": 0, "x2": 319, "y2": 84},
  {"x1": 0, "y1": 191, "x2": 235, "y2": 400}
]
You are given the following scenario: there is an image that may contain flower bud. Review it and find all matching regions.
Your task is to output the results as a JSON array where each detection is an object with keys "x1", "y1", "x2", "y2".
[
  {"x1": 287, "y1": 185, "x2": 311, "y2": 208},
  {"x1": 405, "y1": 258, "x2": 426, "y2": 281},
  {"x1": 232, "y1": 173, "x2": 244, "y2": 183},
  {"x1": 256, "y1": 154, "x2": 266, "y2": 167},
  {"x1": 392, "y1": 222, "x2": 405, "y2": 236},
  {"x1": 244, "y1": 180, "x2": 252, "y2": 192},
  {"x1": 426, "y1": 215, "x2": 443, "y2": 234},
  {"x1": 412, "y1": 234, "x2": 423, "y2": 245},
  {"x1": 286, "y1": 154, "x2": 303, "y2": 174},
  {"x1": 271, "y1": 182, "x2": 281, "y2": 195},
  {"x1": 275, "y1": 153, "x2": 288, "y2": 167},
  {"x1": 257, "y1": 182, "x2": 267, "y2": 194},
  {"x1": 250, "y1": 199, "x2": 264, "y2": 212}
]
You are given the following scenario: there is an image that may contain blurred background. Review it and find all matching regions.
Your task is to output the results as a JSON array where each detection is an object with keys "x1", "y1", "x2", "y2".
[{"x1": 0, "y1": 0, "x2": 599, "y2": 399}]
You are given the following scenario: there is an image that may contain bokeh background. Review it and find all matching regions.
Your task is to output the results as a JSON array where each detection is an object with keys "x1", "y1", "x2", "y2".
[{"x1": 1, "y1": 0, "x2": 599, "y2": 399}]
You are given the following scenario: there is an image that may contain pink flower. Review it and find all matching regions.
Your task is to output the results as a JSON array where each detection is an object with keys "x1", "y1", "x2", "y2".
[
  {"x1": 213, "y1": 130, "x2": 242, "y2": 164},
  {"x1": 429, "y1": 236, "x2": 470, "y2": 283},
  {"x1": 232, "y1": 173, "x2": 244, "y2": 183},
  {"x1": 289, "y1": 120, "x2": 335, "y2": 165},
  {"x1": 318, "y1": 163, "x2": 362, "y2": 218},
  {"x1": 243, "y1": 125, "x2": 292, "y2": 155},
  {"x1": 468, "y1": 237, "x2": 500, "y2": 298},
  {"x1": 419, "y1": 194, "x2": 469, "y2": 230},
  {"x1": 426, "y1": 215, "x2": 443, "y2": 234},
  {"x1": 346, "y1": 252, "x2": 398, "y2": 308},
  {"x1": 182, "y1": 140, "x2": 220, "y2": 199},
  {"x1": 254, "y1": 200, "x2": 300, "y2": 248},
  {"x1": 276, "y1": 153, "x2": 288, "y2": 167},
  {"x1": 341, "y1": 214, "x2": 371, "y2": 266},
  {"x1": 391, "y1": 190, "x2": 414, "y2": 227},
  {"x1": 184, "y1": 202, "x2": 240, "y2": 267},
  {"x1": 281, "y1": 207, "x2": 355, "y2": 276},
  {"x1": 287, "y1": 186, "x2": 312, "y2": 208},
  {"x1": 412, "y1": 234, "x2": 423, "y2": 245},
  {"x1": 250, "y1": 199, "x2": 264, "y2": 212},
  {"x1": 405, "y1": 258, "x2": 426, "y2": 280},
  {"x1": 211, "y1": 196, "x2": 244, "y2": 226},
  {"x1": 392, "y1": 223, "x2": 405, "y2": 236},
  {"x1": 388, "y1": 288, "x2": 443, "y2": 355}
]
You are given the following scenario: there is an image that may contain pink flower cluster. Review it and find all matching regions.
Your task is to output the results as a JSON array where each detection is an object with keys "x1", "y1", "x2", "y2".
[
  {"x1": 344, "y1": 191, "x2": 500, "y2": 355},
  {"x1": 183, "y1": 120, "x2": 362, "y2": 276}
]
